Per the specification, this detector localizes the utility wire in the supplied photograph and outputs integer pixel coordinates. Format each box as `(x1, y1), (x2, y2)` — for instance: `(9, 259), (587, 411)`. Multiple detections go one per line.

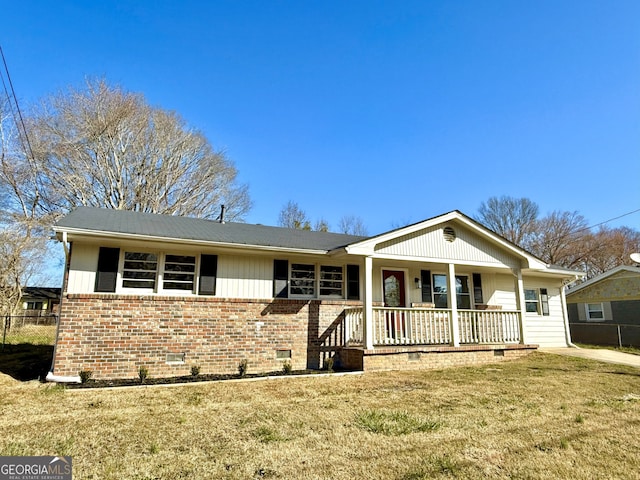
(572, 208), (640, 236)
(0, 45), (36, 162)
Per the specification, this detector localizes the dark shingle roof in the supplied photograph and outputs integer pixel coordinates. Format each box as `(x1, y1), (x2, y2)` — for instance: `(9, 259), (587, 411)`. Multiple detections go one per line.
(54, 207), (367, 252)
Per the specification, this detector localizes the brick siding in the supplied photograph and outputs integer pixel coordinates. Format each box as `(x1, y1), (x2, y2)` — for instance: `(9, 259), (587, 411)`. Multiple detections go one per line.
(53, 294), (360, 380)
(339, 344), (536, 372)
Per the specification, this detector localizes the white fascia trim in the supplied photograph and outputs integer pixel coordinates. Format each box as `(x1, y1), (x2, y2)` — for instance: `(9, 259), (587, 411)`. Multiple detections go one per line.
(54, 227), (330, 256)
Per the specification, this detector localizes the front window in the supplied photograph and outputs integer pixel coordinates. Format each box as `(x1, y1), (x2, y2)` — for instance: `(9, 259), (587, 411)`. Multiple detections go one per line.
(456, 276), (471, 309)
(432, 274), (471, 309)
(319, 265), (343, 297)
(432, 274), (448, 308)
(290, 263), (315, 296)
(26, 301), (43, 310)
(524, 288), (550, 315)
(123, 252), (158, 289)
(524, 289), (539, 313)
(163, 255), (196, 291)
(587, 303), (604, 320)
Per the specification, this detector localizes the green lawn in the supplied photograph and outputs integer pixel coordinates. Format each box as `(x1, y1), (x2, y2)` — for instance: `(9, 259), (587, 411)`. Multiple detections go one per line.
(1, 352), (639, 479)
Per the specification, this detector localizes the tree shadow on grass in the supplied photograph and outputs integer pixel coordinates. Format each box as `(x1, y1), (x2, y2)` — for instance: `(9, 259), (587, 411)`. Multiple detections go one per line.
(0, 344), (53, 381)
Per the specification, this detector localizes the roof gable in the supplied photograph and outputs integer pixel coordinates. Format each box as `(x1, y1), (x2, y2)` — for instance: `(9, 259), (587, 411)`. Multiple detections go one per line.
(566, 266), (640, 302)
(345, 210), (546, 270)
(372, 221), (522, 268)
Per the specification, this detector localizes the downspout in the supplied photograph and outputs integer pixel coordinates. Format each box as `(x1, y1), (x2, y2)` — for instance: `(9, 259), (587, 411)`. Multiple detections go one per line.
(560, 277), (580, 349)
(46, 231), (81, 383)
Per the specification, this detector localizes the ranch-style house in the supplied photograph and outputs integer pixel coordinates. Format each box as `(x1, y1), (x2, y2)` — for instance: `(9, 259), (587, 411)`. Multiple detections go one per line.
(49, 207), (582, 381)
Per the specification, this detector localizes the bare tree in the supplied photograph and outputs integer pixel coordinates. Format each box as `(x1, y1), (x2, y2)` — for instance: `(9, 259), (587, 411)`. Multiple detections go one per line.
(338, 215), (368, 236)
(278, 201), (311, 230)
(528, 211), (591, 268)
(15, 78), (251, 221)
(476, 196), (539, 247)
(585, 226), (640, 278)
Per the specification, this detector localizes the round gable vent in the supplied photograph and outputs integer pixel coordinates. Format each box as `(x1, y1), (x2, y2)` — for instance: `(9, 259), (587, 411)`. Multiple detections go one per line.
(443, 226), (456, 242)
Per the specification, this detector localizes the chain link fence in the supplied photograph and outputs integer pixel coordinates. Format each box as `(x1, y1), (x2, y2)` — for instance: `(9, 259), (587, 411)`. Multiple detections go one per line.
(1, 315), (58, 350)
(569, 322), (640, 348)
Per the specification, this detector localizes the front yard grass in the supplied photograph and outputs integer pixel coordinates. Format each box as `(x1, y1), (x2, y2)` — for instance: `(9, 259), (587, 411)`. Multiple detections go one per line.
(1, 352), (639, 479)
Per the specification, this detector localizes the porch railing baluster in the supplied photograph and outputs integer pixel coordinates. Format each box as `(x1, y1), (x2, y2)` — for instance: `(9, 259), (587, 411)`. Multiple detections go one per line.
(342, 306), (521, 347)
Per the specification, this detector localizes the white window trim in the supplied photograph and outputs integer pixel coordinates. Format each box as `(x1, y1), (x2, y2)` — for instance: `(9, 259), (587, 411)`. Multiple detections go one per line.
(161, 253), (197, 293)
(118, 250), (159, 294)
(116, 250), (201, 296)
(524, 288), (540, 315)
(430, 272), (473, 309)
(288, 263), (346, 299)
(586, 302), (605, 322)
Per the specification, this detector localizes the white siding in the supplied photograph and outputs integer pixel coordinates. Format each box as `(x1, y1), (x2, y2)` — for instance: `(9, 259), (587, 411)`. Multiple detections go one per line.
(217, 255), (273, 299)
(489, 273), (518, 310)
(523, 278), (568, 347)
(67, 243), (99, 293)
(374, 223), (520, 268)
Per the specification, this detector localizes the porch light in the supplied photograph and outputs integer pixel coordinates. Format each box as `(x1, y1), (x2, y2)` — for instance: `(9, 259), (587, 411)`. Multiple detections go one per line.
(414, 277), (422, 289)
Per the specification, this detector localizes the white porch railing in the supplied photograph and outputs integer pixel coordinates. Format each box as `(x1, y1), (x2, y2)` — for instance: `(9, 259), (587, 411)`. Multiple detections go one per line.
(373, 307), (452, 345)
(344, 307), (521, 347)
(458, 310), (521, 344)
(344, 307), (364, 345)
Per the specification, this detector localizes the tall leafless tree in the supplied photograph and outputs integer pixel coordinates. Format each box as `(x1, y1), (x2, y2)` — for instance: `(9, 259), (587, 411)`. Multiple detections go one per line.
(16, 78), (251, 221)
(528, 211), (592, 268)
(476, 196), (539, 247)
(0, 79), (252, 314)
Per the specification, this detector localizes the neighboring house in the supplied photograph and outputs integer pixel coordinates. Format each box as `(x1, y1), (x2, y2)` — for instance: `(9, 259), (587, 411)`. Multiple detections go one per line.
(21, 287), (61, 317)
(566, 266), (640, 346)
(49, 207), (582, 381)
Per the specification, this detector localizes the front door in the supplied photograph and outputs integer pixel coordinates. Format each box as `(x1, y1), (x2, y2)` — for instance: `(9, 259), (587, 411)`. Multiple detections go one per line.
(383, 270), (406, 340)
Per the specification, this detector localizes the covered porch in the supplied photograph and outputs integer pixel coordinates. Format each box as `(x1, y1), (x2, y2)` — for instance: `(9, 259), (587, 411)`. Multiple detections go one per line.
(341, 255), (531, 350)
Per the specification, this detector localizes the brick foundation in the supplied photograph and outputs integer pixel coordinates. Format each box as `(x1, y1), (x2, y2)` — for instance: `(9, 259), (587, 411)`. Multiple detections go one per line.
(52, 294), (359, 380)
(339, 344), (537, 372)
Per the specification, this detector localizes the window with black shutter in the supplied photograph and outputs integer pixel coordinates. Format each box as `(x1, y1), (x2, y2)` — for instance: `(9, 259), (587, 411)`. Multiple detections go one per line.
(95, 247), (120, 293)
(273, 260), (289, 298)
(198, 255), (218, 295)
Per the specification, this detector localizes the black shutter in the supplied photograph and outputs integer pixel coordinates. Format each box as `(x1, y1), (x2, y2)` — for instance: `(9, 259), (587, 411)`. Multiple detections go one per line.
(421, 270), (432, 303)
(199, 255), (218, 295)
(346, 264), (360, 300)
(95, 247), (120, 293)
(273, 260), (289, 298)
(472, 273), (483, 304)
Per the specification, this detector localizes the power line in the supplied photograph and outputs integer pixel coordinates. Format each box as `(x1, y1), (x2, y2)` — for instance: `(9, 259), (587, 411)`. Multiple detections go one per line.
(0, 45), (36, 162)
(573, 207), (640, 235)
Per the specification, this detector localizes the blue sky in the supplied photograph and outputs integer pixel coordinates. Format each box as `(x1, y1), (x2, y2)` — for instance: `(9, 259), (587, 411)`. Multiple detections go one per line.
(2, 1), (639, 235)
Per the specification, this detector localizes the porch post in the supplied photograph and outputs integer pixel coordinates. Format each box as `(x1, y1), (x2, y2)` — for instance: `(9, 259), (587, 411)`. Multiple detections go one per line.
(448, 263), (460, 347)
(364, 256), (374, 350)
(514, 269), (527, 344)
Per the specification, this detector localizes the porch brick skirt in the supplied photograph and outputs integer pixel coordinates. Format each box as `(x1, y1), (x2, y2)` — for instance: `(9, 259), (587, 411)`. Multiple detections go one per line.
(338, 344), (538, 372)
